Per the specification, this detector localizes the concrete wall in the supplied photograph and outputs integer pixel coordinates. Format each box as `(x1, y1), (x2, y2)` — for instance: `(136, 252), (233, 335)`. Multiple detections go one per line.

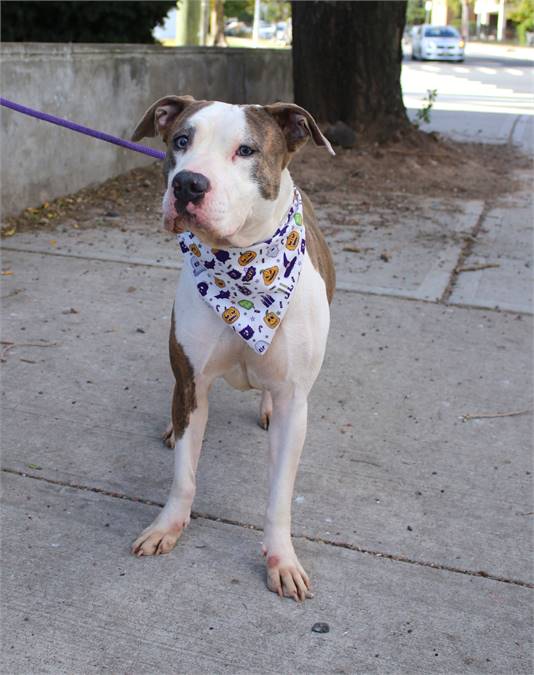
(0, 43), (293, 216)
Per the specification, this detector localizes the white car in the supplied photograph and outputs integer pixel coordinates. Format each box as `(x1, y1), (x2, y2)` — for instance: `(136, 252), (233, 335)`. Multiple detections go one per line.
(258, 21), (275, 40)
(411, 25), (465, 62)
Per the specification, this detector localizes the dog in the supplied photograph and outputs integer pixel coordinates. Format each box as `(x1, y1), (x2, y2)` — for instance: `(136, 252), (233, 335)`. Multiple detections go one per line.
(130, 96), (335, 601)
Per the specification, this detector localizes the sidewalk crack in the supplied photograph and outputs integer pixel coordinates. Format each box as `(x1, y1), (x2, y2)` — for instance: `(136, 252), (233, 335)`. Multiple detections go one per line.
(3, 467), (533, 590)
(440, 200), (493, 304)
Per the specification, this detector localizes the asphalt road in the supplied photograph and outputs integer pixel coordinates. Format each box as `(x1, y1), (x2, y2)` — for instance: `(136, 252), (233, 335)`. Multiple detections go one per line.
(402, 42), (534, 151)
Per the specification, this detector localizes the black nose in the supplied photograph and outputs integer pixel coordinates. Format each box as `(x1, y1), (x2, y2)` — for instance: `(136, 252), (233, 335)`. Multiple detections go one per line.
(172, 171), (210, 206)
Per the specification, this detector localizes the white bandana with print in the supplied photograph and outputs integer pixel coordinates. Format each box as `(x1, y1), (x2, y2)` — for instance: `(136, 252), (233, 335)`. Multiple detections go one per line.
(178, 189), (305, 355)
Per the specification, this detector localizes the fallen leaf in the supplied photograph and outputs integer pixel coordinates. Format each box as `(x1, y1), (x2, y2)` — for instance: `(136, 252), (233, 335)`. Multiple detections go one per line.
(1, 226), (16, 237)
(49, 240), (57, 246)
(1, 270), (14, 276)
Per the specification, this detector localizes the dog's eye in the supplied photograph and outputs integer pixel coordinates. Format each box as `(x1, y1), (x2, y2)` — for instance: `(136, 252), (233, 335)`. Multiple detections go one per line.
(173, 135), (189, 151)
(237, 145), (255, 158)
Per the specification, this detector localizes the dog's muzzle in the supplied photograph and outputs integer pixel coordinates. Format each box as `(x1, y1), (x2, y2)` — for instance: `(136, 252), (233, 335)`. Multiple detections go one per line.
(173, 171), (210, 210)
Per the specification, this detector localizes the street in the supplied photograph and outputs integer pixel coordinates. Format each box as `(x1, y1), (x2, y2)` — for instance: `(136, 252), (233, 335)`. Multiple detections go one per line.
(403, 42), (534, 151)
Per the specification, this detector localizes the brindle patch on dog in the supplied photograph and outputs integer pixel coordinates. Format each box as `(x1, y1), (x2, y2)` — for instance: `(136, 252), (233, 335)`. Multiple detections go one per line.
(244, 107), (288, 201)
(163, 106), (211, 184)
(301, 190), (336, 304)
(169, 308), (197, 439)
(165, 103), (211, 140)
(163, 148), (176, 186)
(263, 102), (334, 156)
(163, 125), (196, 184)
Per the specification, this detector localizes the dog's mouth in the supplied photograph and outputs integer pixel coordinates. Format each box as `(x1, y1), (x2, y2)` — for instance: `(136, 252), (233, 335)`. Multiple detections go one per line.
(163, 193), (234, 246)
(163, 201), (199, 234)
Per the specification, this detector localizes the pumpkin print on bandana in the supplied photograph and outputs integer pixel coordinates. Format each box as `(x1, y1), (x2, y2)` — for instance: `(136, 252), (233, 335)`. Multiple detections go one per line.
(178, 189), (306, 354)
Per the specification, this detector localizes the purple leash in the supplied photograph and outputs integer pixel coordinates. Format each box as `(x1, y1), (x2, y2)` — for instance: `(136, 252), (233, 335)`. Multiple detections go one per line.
(0, 97), (165, 161)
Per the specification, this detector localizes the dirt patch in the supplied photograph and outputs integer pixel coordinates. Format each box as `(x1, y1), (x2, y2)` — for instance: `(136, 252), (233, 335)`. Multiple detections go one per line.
(1, 167), (166, 236)
(2, 134), (530, 237)
(293, 133), (530, 204)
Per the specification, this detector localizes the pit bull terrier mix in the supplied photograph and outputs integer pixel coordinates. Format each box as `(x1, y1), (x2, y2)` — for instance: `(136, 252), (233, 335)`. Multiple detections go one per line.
(130, 96), (335, 601)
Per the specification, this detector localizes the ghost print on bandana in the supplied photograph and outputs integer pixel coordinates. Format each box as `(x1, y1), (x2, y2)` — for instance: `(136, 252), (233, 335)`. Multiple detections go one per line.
(178, 189), (305, 355)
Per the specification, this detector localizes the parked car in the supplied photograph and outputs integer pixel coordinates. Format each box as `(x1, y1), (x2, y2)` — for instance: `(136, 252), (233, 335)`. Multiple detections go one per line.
(275, 21), (289, 43)
(411, 25), (465, 62)
(258, 21), (276, 40)
(274, 21), (292, 45)
(224, 20), (252, 37)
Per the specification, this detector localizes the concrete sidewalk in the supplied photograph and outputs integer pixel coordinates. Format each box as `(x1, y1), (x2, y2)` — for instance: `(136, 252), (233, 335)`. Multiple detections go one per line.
(1, 168), (532, 672)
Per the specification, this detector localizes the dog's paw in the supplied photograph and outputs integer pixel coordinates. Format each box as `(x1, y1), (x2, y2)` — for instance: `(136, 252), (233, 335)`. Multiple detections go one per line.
(258, 390), (272, 430)
(162, 421), (175, 449)
(262, 546), (313, 601)
(258, 412), (270, 431)
(131, 522), (184, 557)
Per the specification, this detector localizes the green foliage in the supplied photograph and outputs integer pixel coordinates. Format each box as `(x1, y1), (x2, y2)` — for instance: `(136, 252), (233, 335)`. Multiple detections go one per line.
(508, 0), (534, 42)
(263, 1), (290, 23)
(415, 89), (438, 126)
(406, 0), (426, 25)
(224, 0), (254, 22)
(508, 0), (534, 25)
(1, 1), (176, 43)
(448, 0), (462, 20)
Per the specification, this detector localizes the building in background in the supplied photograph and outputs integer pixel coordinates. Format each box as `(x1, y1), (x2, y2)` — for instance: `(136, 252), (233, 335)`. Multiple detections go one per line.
(408, 0), (524, 41)
(474, 0), (507, 39)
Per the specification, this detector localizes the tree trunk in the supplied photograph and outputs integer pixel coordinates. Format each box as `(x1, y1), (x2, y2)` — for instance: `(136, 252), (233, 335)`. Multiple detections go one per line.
(291, 1), (409, 141)
(211, 0), (226, 46)
(176, 0), (202, 46)
(461, 0), (469, 41)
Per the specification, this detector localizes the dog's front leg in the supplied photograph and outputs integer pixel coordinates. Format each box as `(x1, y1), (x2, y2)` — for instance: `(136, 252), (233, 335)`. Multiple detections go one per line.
(262, 388), (313, 601)
(131, 378), (209, 556)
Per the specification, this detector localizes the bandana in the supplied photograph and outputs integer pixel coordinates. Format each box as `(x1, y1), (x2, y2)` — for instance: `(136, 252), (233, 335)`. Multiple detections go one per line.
(178, 189), (305, 355)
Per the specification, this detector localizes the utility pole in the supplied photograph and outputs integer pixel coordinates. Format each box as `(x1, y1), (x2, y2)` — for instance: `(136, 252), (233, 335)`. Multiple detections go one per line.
(200, 0), (210, 46)
(424, 1), (432, 24)
(461, 0), (469, 40)
(252, 0), (261, 45)
(175, 0), (203, 45)
(210, 0), (227, 46)
(497, 0), (506, 41)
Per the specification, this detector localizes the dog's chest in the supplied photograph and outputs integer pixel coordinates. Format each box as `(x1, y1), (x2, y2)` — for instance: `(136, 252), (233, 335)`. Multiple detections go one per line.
(173, 251), (330, 391)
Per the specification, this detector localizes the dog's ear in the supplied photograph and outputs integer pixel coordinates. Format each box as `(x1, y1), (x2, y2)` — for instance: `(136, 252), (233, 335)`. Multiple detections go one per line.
(263, 102), (335, 156)
(131, 95), (196, 142)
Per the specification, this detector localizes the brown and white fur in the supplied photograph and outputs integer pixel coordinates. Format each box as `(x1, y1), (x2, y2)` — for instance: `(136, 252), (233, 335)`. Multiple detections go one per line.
(130, 96), (335, 601)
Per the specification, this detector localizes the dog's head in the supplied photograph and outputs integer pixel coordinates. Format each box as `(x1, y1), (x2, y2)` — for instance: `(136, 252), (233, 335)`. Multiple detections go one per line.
(132, 96), (334, 246)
